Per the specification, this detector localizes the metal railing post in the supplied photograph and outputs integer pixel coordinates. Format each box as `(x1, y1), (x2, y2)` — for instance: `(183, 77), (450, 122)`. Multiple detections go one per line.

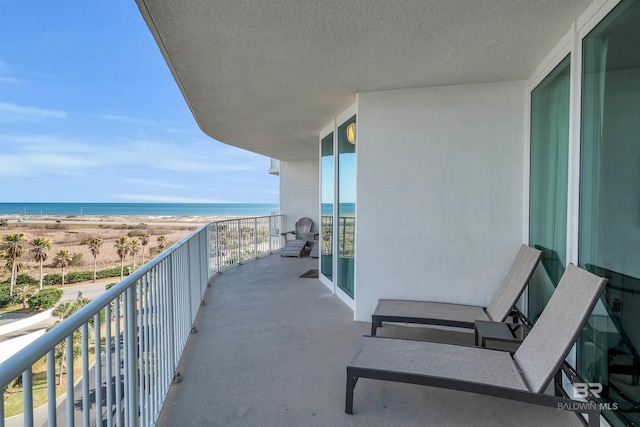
(125, 286), (137, 427)
(201, 228), (208, 292)
(66, 335), (74, 425)
(167, 255), (176, 375)
(115, 295), (122, 427)
(215, 224), (220, 273)
(268, 216), (273, 253)
(105, 304), (113, 427)
(254, 217), (258, 257)
(138, 278), (146, 427)
(82, 323), (90, 426)
(94, 312), (102, 427)
(237, 219), (242, 264)
(151, 270), (159, 421)
(47, 350), (56, 426)
(186, 242), (193, 323)
(22, 369), (33, 427)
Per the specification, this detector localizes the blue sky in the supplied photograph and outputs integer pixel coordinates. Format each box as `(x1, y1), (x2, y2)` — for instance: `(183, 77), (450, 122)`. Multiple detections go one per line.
(0, 1), (279, 203)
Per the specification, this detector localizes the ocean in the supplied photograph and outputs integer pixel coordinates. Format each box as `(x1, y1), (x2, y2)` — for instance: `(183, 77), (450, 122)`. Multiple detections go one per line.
(0, 202), (280, 217)
(321, 203), (355, 215)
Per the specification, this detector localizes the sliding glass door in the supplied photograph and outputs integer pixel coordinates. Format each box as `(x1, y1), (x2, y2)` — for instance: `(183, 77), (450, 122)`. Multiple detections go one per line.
(321, 133), (334, 281)
(577, 1), (640, 425)
(319, 112), (356, 301)
(337, 115), (356, 298)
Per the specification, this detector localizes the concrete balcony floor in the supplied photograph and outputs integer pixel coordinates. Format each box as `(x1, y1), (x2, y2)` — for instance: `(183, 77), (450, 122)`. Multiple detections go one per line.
(157, 254), (582, 427)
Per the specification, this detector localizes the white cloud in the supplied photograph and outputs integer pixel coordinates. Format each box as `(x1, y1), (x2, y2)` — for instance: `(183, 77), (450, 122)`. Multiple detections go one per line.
(0, 152), (101, 176)
(0, 76), (23, 84)
(0, 131), (266, 182)
(0, 155), (23, 174)
(7, 134), (95, 154)
(0, 134), (105, 176)
(98, 114), (160, 128)
(0, 60), (22, 84)
(121, 138), (257, 172)
(0, 102), (67, 122)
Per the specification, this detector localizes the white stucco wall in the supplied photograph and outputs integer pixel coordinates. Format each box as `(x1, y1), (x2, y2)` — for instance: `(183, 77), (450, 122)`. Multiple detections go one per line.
(279, 159), (319, 234)
(354, 81), (526, 321)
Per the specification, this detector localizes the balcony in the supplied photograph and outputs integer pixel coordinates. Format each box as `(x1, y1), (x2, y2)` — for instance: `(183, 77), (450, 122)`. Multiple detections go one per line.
(1, 216), (584, 426)
(156, 255), (583, 427)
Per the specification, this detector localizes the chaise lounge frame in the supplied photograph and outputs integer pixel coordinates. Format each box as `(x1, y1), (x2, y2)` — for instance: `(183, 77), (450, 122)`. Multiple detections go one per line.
(371, 244), (543, 335)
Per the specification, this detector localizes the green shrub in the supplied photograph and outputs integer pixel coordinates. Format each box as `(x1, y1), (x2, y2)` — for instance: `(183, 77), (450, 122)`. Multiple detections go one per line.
(42, 266), (130, 286)
(96, 266), (127, 279)
(0, 284), (19, 308)
(43, 274), (63, 286)
(0, 294), (14, 308)
(65, 271), (93, 283)
(16, 274), (39, 286)
(27, 288), (63, 311)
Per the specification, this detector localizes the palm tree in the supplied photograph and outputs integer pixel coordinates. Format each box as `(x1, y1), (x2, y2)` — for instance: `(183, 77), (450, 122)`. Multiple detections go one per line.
(128, 239), (140, 270)
(15, 284), (37, 309)
(87, 237), (103, 283)
(31, 237), (53, 290)
(157, 235), (167, 252)
(1, 233), (27, 296)
(52, 250), (73, 286)
(52, 298), (90, 385)
(115, 236), (130, 279)
(139, 232), (150, 265)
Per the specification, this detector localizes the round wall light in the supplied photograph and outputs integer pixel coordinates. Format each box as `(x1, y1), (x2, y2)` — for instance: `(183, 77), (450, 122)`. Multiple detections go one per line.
(346, 122), (356, 144)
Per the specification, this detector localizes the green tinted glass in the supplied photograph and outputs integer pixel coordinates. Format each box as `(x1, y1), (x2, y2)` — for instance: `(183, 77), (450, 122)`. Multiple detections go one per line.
(578, 2), (640, 425)
(528, 55), (570, 322)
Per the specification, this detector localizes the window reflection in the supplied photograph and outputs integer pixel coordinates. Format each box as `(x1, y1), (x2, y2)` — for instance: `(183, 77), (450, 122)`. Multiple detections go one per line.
(337, 115), (356, 298)
(321, 133), (334, 281)
(578, 2), (640, 425)
(528, 55), (570, 323)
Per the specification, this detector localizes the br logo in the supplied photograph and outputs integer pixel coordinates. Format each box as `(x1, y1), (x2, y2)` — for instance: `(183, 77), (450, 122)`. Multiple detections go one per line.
(574, 382), (603, 399)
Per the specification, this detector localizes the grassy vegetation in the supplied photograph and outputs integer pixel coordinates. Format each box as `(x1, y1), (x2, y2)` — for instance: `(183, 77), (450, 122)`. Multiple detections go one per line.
(3, 321), (115, 418)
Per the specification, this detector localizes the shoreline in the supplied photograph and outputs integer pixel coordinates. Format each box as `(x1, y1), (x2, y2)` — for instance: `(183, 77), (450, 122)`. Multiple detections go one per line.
(1, 213), (244, 227)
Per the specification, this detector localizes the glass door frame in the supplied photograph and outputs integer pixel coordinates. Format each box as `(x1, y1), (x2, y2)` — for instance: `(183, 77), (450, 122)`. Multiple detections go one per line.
(319, 120), (336, 292)
(524, 0), (628, 421)
(318, 103), (357, 310)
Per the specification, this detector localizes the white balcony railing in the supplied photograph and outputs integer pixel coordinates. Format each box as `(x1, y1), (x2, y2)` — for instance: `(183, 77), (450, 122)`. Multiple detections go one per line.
(0, 214), (284, 427)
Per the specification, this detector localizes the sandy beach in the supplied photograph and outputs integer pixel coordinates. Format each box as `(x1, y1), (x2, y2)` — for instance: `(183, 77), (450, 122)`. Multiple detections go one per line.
(0, 214), (230, 283)
(1, 213), (234, 227)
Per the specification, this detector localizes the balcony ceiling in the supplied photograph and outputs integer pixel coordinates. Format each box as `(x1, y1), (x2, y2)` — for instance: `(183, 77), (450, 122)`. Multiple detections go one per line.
(136, 0), (592, 160)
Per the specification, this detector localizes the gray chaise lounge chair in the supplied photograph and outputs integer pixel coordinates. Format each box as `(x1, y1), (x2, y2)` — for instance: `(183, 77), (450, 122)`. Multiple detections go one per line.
(371, 244), (543, 335)
(346, 264), (607, 426)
